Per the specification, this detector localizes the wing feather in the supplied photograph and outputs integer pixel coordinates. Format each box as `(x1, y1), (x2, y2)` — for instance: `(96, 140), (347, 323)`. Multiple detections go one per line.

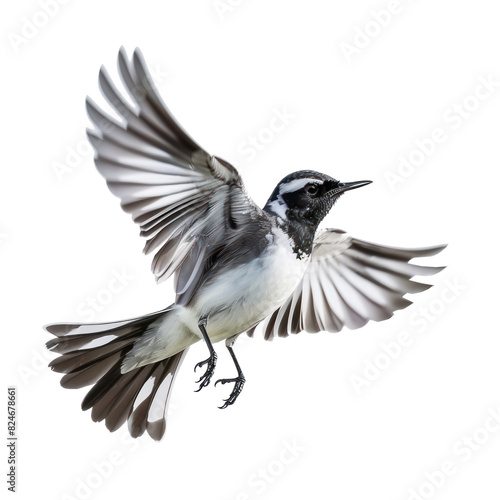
(87, 47), (260, 302)
(254, 229), (446, 340)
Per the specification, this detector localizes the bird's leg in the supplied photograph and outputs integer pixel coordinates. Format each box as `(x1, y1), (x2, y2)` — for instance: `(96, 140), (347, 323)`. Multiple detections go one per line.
(194, 315), (218, 392)
(215, 336), (246, 409)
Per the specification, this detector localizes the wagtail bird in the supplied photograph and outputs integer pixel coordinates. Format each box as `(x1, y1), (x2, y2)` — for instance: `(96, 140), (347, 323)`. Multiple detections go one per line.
(45, 47), (446, 441)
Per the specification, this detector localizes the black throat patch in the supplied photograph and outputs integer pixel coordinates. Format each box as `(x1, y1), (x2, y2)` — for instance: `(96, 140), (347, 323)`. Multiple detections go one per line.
(276, 218), (316, 259)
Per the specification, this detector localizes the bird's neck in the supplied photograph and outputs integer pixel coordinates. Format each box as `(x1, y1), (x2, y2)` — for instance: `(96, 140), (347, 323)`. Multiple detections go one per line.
(277, 218), (317, 259)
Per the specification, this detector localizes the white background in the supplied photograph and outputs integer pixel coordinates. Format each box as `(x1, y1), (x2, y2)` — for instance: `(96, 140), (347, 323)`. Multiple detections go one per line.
(3, 1), (500, 499)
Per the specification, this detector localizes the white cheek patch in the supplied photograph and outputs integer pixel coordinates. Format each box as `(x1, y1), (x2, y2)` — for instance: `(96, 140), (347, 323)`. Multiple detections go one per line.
(267, 196), (288, 219)
(279, 178), (322, 195)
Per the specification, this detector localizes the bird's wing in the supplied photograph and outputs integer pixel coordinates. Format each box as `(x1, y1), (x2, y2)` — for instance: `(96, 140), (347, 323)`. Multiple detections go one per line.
(86, 47), (259, 302)
(248, 229), (446, 340)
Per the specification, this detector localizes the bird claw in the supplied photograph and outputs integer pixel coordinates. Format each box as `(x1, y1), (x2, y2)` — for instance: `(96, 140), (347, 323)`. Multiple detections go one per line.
(215, 374), (245, 409)
(193, 351), (217, 392)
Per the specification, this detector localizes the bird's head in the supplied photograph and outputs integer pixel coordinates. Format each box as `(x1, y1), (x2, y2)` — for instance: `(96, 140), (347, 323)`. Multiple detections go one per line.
(264, 170), (372, 228)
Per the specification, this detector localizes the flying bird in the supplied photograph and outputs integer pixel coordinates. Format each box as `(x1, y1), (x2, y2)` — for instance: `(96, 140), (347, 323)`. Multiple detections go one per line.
(45, 47), (446, 441)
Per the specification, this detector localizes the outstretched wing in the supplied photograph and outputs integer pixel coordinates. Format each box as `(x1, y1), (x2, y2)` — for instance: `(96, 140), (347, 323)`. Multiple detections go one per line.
(249, 229), (446, 340)
(86, 47), (259, 303)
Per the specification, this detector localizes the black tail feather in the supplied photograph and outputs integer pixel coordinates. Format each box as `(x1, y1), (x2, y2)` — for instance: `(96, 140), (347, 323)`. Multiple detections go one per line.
(45, 308), (186, 441)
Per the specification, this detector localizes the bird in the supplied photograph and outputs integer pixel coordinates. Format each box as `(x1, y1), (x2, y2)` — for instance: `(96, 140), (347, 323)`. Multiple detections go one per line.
(45, 47), (446, 441)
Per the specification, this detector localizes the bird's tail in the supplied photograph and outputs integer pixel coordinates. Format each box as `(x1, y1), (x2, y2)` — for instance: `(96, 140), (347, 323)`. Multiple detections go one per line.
(45, 308), (187, 441)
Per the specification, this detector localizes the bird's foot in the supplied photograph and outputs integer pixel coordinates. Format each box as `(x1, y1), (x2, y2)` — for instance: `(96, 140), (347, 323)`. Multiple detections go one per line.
(215, 374), (246, 409)
(194, 351), (217, 391)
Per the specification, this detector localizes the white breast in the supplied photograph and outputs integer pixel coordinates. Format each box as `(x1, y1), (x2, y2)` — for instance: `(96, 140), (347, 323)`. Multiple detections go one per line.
(180, 226), (309, 342)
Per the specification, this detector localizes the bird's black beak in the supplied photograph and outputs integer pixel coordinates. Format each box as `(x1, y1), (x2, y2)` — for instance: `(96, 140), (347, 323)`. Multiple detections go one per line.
(335, 180), (372, 194)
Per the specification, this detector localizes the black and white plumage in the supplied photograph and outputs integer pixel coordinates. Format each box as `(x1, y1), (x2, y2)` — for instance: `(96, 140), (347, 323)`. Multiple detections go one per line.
(45, 47), (446, 441)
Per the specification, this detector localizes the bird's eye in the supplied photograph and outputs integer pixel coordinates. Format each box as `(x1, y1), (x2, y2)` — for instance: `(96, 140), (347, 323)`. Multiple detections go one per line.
(305, 184), (319, 196)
